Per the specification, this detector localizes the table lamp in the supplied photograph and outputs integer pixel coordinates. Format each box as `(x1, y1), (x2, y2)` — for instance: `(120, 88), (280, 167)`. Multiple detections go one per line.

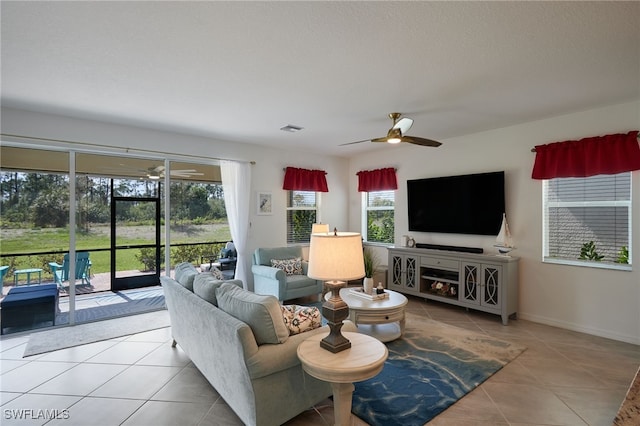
(311, 223), (330, 234)
(308, 229), (364, 353)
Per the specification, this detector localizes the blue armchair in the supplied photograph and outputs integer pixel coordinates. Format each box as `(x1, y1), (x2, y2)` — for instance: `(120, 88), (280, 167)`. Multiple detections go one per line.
(252, 246), (323, 302)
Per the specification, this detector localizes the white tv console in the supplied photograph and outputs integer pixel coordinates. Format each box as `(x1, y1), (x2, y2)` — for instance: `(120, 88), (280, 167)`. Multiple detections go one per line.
(388, 247), (519, 325)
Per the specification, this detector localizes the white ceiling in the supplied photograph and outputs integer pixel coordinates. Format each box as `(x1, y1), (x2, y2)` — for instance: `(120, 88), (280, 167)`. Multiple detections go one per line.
(1, 1), (639, 157)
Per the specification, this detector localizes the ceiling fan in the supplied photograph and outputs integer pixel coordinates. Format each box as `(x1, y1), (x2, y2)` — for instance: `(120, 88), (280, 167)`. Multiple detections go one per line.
(143, 165), (204, 180)
(98, 164), (204, 180)
(341, 113), (442, 147)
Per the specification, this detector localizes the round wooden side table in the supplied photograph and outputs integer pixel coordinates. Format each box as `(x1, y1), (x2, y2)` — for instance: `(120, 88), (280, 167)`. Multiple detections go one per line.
(297, 331), (388, 426)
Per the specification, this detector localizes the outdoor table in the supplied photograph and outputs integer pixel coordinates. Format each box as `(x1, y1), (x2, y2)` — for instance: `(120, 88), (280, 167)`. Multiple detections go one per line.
(14, 268), (43, 286)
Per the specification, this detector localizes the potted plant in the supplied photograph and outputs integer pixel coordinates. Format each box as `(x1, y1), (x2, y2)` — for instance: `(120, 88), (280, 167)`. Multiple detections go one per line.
(578, 241), (604, 261)
(363, 247), (378, 294)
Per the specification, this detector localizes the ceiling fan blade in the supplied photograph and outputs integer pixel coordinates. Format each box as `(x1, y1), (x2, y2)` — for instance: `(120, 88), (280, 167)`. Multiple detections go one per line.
(171, 171), (204, 176)
(100, 166), (142, 173)
(392, 117), (413, 134)
(339, 139), (371, 146)
(403, 136), (442, 147)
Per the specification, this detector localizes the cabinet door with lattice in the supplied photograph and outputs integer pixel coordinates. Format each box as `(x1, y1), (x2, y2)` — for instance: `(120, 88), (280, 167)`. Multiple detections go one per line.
(461, 262), (480, 305)
(481, 264), (502, 309)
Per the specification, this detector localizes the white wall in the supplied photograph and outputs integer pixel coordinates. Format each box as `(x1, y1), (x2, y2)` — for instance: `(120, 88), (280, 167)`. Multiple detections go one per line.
(349, 101), (640, 344)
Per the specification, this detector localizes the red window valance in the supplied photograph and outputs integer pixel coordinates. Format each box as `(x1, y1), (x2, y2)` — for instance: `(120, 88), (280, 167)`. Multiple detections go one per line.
(531, 131), (640, 179)
(357, 167), (398, 192)
(282, 167), (328, 192)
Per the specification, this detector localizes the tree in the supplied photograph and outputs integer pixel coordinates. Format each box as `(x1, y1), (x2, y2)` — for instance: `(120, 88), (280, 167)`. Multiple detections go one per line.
(169, 181), (189, 222)
(0, 172), (27, 223)
(289, 210), (316, 243)
(32, 186), (69, 227)
(367, 210), (394, 243)
(186, 185), (210, 219)
(208, 197), (226, 220)
(366, 194), (394, 243)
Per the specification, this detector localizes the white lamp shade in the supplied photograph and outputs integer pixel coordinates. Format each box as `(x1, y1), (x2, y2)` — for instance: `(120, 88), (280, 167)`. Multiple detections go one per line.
(308, 232), (365, 281)
(311, 223), (330, 234)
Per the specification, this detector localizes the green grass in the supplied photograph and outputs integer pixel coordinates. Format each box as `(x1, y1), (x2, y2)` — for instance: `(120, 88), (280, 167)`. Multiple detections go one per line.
(0, 224), (232, 285)
(0, 229), (110, 254)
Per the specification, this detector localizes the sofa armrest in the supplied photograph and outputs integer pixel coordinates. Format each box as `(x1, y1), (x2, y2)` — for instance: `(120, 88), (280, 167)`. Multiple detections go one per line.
(245, 320), (358, 380)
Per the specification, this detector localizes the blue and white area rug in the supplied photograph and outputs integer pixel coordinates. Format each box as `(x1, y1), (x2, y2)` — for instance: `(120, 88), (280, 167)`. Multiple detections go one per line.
(352, 314), (526, 426)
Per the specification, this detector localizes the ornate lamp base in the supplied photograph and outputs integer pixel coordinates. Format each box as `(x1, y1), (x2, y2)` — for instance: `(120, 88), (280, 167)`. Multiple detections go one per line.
(321, 280), (351, 353)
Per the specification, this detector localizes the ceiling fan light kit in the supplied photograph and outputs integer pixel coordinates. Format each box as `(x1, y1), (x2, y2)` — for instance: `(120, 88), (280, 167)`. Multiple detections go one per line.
(341, 112), (443, 148)
(386, 128), (402, 144)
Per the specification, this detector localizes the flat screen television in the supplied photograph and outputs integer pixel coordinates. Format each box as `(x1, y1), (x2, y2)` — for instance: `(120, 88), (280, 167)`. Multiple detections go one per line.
(407, 171), (505, 235)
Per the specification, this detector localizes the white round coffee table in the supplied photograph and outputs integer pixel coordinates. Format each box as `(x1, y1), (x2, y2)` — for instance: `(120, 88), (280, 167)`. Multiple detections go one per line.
(325, 287), (408, 342)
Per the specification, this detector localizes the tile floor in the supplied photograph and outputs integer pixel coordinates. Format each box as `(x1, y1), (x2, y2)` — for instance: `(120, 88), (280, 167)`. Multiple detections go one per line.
(1, 296), (638, 426)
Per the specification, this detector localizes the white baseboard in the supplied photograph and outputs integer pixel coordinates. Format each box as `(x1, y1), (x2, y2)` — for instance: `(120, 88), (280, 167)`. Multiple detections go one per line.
(518, 312), (640, 345)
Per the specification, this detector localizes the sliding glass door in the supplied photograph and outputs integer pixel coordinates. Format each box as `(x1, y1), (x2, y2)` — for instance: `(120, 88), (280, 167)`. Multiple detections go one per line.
(1, 144), (225, 332)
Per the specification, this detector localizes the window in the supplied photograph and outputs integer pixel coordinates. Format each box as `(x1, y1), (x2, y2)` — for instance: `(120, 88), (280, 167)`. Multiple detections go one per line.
(363, 190), (394, 244)
(543, 172), (632, 268)
(286, 190), (318, 243)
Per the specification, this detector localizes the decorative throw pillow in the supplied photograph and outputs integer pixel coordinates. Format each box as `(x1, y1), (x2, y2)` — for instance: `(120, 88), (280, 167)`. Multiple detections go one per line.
(216, 283), (289, 345)
(281, 305), (322, 335)
(270, 257), (303, 275)
(210, 266), (225, 280)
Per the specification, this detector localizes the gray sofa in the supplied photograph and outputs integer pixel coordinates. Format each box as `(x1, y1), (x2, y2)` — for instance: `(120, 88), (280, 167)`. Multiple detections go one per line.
(161, 262), (355, 426)
(252, 246), (323, 301)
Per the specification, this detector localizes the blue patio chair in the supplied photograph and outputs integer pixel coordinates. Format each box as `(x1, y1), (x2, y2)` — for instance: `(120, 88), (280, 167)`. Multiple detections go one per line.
(0, 265), (9, 285)
(0, 265), (9, 294)
(49, 252), (92, 288)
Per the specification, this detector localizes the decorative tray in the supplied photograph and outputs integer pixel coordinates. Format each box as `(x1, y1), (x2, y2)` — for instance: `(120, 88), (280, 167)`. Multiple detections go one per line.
(349, 287), (389, 300)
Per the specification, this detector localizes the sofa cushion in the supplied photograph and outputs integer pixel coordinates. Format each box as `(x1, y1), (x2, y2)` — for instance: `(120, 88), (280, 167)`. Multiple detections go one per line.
(270, 257), (303, 275)
(174, 262), (198, 291)
(216, 283), (289, 345)
(281, 305), (322, 335)
(193, 274), (242, 306)
(285, 274), (319, 289)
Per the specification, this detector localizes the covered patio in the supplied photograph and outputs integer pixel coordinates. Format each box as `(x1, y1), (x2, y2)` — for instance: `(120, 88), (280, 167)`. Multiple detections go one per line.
(0, 270), (171, 335)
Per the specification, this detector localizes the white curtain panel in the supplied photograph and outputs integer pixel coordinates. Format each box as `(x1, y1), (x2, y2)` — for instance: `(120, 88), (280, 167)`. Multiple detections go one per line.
(220, 160), (252, 288)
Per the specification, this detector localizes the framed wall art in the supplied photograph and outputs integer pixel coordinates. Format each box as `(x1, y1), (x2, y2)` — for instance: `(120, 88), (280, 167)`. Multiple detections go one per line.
(257, 191), (272, 215)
